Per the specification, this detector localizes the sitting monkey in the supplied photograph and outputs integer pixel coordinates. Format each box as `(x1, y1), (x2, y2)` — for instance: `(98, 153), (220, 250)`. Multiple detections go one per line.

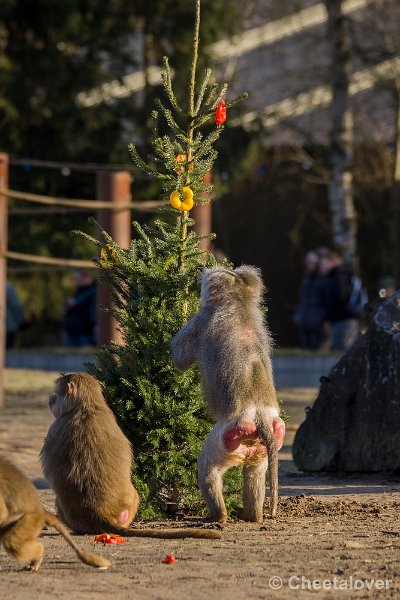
(41, 372), (140, 535)
(171, 266), (285, 523)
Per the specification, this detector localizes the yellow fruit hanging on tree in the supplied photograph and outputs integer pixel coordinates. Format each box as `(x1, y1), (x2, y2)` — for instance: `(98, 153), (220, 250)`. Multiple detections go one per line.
(181, 186), (194, 210)
(99, 243), (117, 267)
(169, 186), (194, 211)
(169, 190), (182, 210)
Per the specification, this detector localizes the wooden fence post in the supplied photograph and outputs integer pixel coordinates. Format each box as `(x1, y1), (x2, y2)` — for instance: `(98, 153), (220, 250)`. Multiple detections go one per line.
(96, 170), (132, 347)
(0, 154), (9, 407)
(192, 170), (212, 251)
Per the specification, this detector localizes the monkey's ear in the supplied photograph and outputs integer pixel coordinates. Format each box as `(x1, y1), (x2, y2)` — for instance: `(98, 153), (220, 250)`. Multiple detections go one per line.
(234, 265), (264, 289)
(60, 381), (76, 413)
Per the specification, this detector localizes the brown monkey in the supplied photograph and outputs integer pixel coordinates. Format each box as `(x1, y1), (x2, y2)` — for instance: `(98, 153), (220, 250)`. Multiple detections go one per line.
(171, 266), (285, 523)
(41, 372), (221, 540)
(0, 456), (110, 571)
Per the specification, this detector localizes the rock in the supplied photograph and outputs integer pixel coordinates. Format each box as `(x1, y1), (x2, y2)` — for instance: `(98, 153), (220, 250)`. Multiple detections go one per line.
(292, 292), (400, 472)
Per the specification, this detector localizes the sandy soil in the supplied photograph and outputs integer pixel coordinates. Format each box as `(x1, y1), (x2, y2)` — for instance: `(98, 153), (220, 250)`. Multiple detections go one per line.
(1, 370), (400, 599)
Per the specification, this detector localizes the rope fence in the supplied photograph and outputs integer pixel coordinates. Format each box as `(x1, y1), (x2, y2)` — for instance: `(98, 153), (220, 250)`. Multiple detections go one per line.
(4, 250), (96, 269)
(4, 183), (164, 270)
(9, 156), (135, 173)
(5, 188), (164, 211)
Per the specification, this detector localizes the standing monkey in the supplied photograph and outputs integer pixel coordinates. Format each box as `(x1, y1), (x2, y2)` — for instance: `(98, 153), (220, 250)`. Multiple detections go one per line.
(171, 266), (285, 523)
(0, 456), (110, 571)
(40, 372), (220, 540)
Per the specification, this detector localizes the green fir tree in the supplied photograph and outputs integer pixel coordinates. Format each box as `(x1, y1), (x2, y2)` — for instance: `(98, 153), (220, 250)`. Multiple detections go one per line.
(78, 0), (247, 516)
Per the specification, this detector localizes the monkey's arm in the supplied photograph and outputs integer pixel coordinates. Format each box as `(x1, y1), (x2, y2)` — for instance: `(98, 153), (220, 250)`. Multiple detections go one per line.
(170, 316), (200, 371)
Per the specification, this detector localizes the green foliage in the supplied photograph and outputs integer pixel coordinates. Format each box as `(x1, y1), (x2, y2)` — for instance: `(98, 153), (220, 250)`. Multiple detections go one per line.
(77, 1), (247, 515)
(278, 398), (291, 424)
(127, 55), (247, 208)
(1, 0), (242, 161)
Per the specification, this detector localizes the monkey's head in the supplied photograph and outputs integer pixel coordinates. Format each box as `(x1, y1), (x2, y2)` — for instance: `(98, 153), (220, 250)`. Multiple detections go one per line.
(49, 373), (105, 418)
(200, 265), (265, 307)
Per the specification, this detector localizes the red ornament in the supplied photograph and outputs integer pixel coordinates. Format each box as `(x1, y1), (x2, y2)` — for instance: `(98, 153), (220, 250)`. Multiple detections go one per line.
(162, 553), (177, 564)
(215, 101), (227, 125)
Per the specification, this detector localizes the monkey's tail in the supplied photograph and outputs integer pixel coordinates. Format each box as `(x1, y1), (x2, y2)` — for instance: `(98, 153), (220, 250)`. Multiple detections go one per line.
(44, 510), (111, 569)
(255, 411), (279, 518)
(107, 526), (222, 540)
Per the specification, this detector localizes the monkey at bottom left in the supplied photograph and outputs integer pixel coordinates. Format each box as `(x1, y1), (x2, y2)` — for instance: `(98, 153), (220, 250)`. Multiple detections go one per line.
(0, 455), (111, 571)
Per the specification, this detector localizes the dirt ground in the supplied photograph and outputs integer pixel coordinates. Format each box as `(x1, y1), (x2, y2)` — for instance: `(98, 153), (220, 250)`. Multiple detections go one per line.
(1, 369), (400, 599)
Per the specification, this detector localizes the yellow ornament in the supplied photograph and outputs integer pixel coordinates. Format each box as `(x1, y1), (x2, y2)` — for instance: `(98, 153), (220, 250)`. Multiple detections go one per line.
(181, 186), (194, 210)
(99, 243), (117, 267)
(169, 190), (182, 210)
(169, 186), (194, 211)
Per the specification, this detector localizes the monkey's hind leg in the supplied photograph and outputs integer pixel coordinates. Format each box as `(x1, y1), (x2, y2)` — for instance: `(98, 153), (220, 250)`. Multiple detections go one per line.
(198, 440), (229, 523)
(3, 513), (44, 571)
(239, 460), (269, 523)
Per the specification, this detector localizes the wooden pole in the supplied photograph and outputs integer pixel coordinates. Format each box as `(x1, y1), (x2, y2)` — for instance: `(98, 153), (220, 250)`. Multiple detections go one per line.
(96, 171), (132, 346)
(0, 154), (9, 407)
(192, 170), (212, 251)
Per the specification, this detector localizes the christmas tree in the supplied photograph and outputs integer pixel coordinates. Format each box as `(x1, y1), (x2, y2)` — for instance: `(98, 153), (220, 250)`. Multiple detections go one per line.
(79, 0), (247, 516)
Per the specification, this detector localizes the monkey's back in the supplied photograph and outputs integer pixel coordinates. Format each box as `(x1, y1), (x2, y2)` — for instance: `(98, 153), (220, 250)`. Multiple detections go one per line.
(198, 306), (277, 420)
(40, 403), (134, 530)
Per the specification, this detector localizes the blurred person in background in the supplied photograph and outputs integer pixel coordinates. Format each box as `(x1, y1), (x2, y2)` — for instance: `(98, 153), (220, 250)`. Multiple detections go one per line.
(6, 281), (24, 349)
(294, 249), (328, 350)
(62, 269), (97, 347)
(318, 248), (367, 351)
(378, 276), (396, 299)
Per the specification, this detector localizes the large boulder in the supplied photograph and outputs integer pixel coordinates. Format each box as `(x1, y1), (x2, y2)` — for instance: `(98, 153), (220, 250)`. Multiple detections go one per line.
(292, 292), (400, 472)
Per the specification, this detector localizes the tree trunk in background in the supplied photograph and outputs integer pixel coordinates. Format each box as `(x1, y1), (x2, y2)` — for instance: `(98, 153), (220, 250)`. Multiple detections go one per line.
(293, 291), (400, 471)
(374, 0), (400, 286)
(0, 154), (8, 408)
(391, 90), (400, 285)
(324, 0), (357, 267)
